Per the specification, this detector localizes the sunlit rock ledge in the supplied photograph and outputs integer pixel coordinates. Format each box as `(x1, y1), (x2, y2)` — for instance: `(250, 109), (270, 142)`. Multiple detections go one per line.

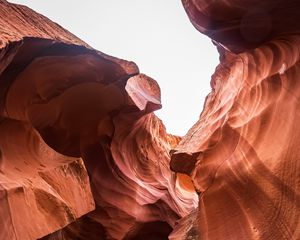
(1, 0), (300, 239)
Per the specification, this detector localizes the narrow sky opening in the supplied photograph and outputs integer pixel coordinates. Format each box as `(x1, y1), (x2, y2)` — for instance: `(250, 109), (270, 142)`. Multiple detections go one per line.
(9, 0), (219, 136)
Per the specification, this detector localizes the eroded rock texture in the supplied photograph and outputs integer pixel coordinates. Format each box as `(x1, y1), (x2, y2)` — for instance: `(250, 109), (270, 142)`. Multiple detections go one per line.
(0, 1), (197, 239)
(2, 0), (299, 239)
(171, 0), (300, 239)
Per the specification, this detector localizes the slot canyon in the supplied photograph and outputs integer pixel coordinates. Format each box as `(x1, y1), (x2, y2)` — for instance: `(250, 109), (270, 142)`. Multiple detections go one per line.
(0, 0), (300, 239)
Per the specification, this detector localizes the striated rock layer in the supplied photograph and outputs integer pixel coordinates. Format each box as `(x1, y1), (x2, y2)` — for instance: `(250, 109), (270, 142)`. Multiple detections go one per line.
(171, 0), (300, 239)
(2, 0), (299, 239)
(0, 1), (197, 239)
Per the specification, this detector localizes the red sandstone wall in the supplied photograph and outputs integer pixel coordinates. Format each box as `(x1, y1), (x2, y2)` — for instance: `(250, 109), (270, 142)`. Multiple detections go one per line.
(1, 0), (300, 239)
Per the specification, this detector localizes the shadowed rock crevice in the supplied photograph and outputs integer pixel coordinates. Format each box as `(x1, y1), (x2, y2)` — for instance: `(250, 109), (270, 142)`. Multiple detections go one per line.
(123, 221), (173, 240)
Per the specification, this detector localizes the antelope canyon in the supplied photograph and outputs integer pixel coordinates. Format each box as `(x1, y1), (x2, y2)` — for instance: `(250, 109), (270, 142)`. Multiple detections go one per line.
(1, 0), (300, 239)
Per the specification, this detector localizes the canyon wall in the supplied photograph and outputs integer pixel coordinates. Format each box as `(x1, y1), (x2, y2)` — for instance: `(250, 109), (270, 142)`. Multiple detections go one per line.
(0, 1), (196, 239)
(1, 0), (300, 239)
(171, 0), (300, 239)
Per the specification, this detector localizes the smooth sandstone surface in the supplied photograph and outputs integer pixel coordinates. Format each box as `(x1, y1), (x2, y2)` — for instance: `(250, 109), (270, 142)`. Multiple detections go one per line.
(171, 0), (300, 239)
(0, 1), (196, 239)
(1, 0), (300, 239)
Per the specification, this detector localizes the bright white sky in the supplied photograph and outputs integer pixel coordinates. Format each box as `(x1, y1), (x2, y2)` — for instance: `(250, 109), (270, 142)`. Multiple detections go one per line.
(9, 0), (219, 136)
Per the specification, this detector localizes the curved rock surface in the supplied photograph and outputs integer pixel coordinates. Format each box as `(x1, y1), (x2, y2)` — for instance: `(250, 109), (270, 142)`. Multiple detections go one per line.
(0, 1), (197, 239)
(2, 0), (299, 239)
(181, 0), (300, 52)
(0, 118), (94, 240)
(171, 0), (300, 239)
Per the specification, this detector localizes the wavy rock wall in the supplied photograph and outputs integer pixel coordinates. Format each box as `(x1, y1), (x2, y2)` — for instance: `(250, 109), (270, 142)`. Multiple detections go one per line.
(0, 1), (197, 239)
(1, 0), (300, 239)
(171, 0), (300, 239)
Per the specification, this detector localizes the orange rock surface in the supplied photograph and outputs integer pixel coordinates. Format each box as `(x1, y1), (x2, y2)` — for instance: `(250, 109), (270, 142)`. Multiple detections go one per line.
(0, 1), (196, 239)
(171, 0), (300, 239)
(2, 0), (300, 239)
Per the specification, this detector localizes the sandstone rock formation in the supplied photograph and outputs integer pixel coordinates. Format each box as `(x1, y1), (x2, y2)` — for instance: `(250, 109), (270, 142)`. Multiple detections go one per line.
(0, 1), (197, 239)
(0, 118), (94, 240)
(170, 0), (300, 239)
(2, 0), (300, 239)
